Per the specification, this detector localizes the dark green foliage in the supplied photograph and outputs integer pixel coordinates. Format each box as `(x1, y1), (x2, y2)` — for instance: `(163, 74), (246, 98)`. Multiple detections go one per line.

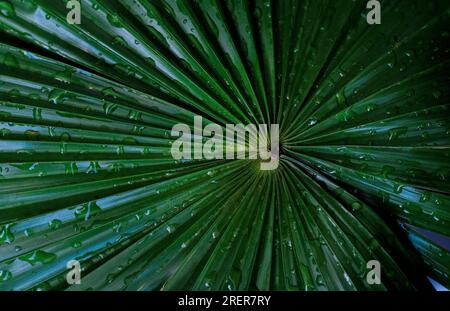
(0, 0), (449, 290)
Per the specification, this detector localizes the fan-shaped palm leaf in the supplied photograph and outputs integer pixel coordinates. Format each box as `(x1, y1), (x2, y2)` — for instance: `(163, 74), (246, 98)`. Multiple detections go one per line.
(0, 0), (449, 291)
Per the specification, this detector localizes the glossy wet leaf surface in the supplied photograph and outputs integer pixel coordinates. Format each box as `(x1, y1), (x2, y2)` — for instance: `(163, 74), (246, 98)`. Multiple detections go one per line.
(0, 0), (449, 291)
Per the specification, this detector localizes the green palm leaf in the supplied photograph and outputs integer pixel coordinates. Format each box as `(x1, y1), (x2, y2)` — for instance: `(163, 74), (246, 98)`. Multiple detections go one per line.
(0, 0), (449, 290)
